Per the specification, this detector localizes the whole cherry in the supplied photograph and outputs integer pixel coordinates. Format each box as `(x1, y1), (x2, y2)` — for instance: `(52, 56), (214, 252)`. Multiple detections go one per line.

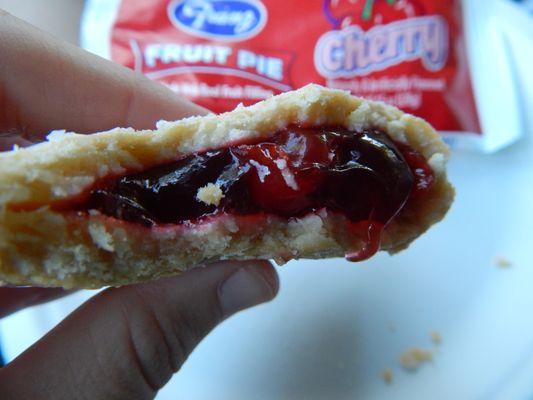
(323, 0), (425, 30)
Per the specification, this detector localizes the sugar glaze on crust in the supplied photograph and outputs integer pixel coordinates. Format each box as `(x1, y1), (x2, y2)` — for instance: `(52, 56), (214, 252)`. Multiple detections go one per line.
(0, 84), (454, 288)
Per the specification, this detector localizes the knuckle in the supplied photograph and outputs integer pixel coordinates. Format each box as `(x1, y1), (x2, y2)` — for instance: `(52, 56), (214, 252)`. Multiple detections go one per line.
(121, 292), (175, 392)
(120, 286), (204, 391)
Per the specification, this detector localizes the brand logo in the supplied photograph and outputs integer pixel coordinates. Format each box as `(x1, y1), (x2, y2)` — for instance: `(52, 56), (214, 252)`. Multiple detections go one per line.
(314, 16), (448, 78)
(168, 0), (267, 41)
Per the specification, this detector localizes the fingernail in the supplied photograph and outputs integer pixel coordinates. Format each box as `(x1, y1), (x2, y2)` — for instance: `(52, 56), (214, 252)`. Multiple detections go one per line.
(218, 263), (277, 316)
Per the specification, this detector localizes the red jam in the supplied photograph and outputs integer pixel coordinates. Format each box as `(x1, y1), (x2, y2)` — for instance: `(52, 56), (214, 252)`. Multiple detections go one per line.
(88, 126), (433, 260)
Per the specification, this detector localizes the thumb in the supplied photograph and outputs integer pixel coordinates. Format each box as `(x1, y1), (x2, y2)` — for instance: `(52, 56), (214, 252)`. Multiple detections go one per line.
(0, 261), (278, 399)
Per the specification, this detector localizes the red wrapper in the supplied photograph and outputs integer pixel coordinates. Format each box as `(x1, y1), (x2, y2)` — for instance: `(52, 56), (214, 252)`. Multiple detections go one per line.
(85, 0), (483, 135)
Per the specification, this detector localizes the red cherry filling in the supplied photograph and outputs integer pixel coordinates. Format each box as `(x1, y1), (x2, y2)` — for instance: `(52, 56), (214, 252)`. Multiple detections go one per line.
(394, 141), (434, 200)
(88, 126), (433, 260)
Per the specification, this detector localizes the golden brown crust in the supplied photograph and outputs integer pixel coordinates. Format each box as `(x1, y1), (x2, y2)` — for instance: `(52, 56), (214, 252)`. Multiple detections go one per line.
(0, 84), (454, 288)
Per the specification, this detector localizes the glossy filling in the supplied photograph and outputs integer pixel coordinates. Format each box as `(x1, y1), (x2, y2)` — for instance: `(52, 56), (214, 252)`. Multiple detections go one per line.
(88, 126), (434, 260)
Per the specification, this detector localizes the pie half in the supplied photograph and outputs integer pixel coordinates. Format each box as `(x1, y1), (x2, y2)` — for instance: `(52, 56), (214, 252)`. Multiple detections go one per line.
(0, 85), (454, 288)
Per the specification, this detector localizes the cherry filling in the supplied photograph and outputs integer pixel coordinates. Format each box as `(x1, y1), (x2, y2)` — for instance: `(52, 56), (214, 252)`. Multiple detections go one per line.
(88, 126), (434, 260)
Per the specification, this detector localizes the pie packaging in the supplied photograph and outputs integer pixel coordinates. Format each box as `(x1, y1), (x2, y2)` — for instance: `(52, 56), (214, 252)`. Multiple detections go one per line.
(81, 0), (522, 152)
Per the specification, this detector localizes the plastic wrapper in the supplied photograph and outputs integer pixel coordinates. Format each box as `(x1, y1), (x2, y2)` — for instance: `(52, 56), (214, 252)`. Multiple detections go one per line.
(81, 0), (524, 152)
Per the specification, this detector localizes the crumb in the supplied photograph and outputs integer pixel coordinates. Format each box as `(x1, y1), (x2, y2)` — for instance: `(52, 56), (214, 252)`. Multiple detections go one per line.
(494, 256), (512, 269)
(196, 183), (224, 206)
(274, 158), (299, 190)
(273, 255), (291, 265)
(249, 159), (271, 182)
(88, 223), (115, 252)
(388, 323), (396, 333)
(400, 348), (433, 372)
(381, 368), (393, 384)
(430, 331), (442, 346)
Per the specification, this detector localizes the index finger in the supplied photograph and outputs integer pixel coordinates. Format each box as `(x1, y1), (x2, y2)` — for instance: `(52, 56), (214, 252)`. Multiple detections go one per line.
(0, 11), (207, 141)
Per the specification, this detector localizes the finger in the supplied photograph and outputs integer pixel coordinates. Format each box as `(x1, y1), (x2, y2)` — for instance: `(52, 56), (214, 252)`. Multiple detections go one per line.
(0, 261), (278, 399)
(0, 287), (74, 319)
(0, 11), (208, 141)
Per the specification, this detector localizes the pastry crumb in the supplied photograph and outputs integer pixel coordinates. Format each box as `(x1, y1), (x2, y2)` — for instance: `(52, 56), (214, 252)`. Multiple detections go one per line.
(249, 159), (271, 182)
(400, 348), (433, 372)
(381, 368), (393, 384)
(196, 183), (224, 206)
(88, 223), (115, 252)
(274, 158), (299, 190)
(273, 255), (291, 265)
(431, 331), (442, 346)
(494, 256), (512, 269)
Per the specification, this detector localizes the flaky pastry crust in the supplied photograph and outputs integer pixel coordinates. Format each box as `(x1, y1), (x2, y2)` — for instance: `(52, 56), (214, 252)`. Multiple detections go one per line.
(0, 84), (453, 288)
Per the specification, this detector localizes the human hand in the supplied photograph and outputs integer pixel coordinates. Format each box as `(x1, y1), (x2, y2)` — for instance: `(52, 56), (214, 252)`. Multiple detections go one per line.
(0, 11), (279, 399)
